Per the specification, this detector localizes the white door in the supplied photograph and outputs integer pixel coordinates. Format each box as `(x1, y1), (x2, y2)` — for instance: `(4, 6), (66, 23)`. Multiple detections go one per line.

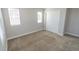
(46, 9), (60, 34)
(0, 27), (3, 50)
(0, 9), (7, 51)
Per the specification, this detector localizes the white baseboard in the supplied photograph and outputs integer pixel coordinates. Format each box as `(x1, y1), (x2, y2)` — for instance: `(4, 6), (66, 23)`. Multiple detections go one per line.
(7, 29), (43, 40)
(65, 32), (79, 37)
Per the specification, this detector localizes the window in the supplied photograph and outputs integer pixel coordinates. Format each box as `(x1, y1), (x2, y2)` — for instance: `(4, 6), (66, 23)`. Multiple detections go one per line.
(8, 8), (21, 26)
(37, 12), (42, 23)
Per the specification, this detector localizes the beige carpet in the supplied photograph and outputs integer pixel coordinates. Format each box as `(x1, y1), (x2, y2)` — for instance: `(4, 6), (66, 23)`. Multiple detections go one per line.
(8, 30), (79, 51)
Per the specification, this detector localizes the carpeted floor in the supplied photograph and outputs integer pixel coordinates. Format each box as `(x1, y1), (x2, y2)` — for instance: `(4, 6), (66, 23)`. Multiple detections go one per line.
(8, 30), (79, 51)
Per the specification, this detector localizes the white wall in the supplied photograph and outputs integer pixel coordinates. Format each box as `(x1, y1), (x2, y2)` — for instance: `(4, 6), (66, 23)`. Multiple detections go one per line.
(2, 8), (44, 39)
(45, 8), (67, 36)
(65, 8), (79, 37)
(46, 8), (60, 34)
(58, 8), (67, 36)
(0, 9), (7, 51)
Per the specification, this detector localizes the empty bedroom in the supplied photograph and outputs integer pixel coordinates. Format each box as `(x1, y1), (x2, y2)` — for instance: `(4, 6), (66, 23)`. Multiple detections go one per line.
(0, 8), (79, 51)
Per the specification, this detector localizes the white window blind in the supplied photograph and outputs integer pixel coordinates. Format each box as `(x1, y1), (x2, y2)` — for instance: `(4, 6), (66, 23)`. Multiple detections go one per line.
(8, 8), (20, 26)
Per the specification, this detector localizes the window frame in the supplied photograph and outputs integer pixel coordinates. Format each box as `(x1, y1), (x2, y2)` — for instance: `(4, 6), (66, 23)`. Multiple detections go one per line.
(8, 8), (21, 26)
(37, 11), (43, 23)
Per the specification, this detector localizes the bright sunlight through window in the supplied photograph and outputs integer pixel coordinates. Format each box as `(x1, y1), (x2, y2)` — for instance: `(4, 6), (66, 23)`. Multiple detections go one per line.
(37, 12), (42, 23)
(8, 8), (20, 26)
